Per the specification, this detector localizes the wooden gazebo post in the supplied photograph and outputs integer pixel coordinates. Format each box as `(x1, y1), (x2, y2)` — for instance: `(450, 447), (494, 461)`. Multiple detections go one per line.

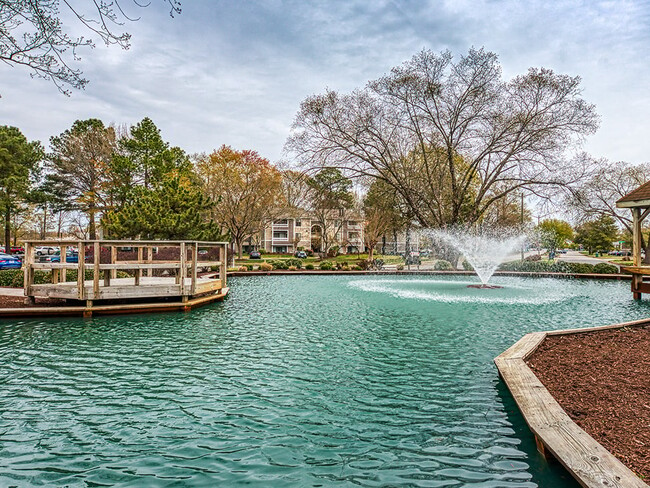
(616, 181), (650, 299)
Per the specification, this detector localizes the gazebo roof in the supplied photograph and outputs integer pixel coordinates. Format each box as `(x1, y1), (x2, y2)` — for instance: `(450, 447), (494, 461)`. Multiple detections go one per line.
(616, 181), (650, 208)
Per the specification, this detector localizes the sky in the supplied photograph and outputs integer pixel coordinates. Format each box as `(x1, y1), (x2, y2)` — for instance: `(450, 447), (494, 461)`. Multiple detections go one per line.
(3, 0), (650, 165)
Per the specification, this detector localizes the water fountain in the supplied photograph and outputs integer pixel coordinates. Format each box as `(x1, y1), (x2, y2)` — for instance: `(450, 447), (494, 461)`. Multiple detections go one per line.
(425, 228), (527, 288)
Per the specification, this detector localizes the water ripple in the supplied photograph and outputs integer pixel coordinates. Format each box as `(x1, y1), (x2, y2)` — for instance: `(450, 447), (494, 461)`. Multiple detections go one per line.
(1, 275), (646, 486)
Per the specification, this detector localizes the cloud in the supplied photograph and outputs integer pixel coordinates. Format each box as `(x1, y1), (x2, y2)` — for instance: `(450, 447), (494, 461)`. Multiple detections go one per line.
(2, 0), (650, 163)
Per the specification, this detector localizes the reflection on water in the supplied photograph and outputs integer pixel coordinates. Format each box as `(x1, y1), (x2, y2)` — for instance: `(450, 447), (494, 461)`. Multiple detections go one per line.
(0, 275), (645, 487)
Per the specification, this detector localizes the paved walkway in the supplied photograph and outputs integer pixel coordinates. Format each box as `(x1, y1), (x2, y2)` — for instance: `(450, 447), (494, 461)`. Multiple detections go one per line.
(556, 250), (618, 267)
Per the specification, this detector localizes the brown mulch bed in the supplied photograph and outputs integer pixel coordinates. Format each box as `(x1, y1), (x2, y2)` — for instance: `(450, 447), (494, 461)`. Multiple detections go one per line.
(0, 295), (67, 308)
(527, 325), (650, 480)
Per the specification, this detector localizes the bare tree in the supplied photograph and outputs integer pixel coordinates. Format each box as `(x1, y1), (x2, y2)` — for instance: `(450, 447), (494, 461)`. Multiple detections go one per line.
(286, 48), (600, 229)
(568, 159), (650, 260)
(0, 0), (181, 94)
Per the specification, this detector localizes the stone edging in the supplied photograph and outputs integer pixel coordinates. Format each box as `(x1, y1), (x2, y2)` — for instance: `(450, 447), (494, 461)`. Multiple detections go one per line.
(494, 319), (650, 488)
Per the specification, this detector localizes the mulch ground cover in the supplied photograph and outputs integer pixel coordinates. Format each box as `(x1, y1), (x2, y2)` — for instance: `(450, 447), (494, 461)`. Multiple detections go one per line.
(0, 295), (66, 308)
(527, 325), (650, 481)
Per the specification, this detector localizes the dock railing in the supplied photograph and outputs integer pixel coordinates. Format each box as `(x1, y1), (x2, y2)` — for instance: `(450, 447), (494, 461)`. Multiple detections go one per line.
(23, 240), (228, 305)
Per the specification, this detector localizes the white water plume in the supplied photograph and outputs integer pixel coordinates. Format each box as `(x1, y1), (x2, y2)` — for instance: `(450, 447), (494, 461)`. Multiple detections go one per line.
(426, 228), (527, 284)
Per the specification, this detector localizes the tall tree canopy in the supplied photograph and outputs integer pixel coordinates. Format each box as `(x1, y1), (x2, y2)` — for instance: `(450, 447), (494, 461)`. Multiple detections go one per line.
(307, 167), (355, 256)
(48, 118), (117, 239)
(195, 146), (283, 257)
(0, 125), (42, 249)
(0, 0), (181, 94)
(537, 219), (574, 253)
(287, 48), (599, 229)
(574, 215), (618, 254)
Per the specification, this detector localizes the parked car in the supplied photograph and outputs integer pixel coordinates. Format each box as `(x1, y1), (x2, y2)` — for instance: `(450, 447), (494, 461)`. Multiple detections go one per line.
(35, 246), (58, 256)
(1, 246), (24, 254)
(294, 251), (307, 259)
(39, 251), (79, 263)
(249, 251), (262, 259)
(0, 253), (22, 269)
(404, 251), (421, 265)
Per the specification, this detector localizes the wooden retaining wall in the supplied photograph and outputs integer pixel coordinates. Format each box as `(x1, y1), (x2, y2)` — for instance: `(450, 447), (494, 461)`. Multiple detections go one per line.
(495, 319), (650, 488)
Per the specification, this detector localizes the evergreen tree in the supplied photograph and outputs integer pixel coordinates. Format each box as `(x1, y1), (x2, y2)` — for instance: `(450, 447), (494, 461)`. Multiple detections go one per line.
(574, 216), (618, 254)
(0, 126), (43, 250)
(102, 172), (221, 240)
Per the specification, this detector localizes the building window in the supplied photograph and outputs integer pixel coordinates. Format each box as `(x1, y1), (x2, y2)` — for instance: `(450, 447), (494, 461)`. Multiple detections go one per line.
(273, 231), (288, 239)
(274, 219), (288, 225)
(295, 219), (302, 227)
(273, 246), (287, 253)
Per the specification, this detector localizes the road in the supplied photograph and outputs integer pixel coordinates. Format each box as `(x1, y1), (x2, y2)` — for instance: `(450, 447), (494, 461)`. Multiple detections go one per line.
(556, 250), (617, 266)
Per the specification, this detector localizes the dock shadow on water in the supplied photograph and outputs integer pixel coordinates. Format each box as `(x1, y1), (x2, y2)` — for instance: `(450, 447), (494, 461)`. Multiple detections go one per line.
(0, 274), (647, 486)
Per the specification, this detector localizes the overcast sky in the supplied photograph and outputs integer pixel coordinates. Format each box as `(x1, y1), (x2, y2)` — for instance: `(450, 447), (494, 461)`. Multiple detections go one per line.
(3, 0), (650, 165)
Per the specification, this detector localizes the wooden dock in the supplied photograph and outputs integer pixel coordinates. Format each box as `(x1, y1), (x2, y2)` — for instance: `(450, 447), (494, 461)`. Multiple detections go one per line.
(495, 319), (650, 488)
(20, 239), (229, 316)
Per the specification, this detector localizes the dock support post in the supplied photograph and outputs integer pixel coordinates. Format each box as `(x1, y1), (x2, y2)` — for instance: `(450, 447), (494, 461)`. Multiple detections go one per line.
(135, 246), (143, 285)
(77, 241), (85, 301)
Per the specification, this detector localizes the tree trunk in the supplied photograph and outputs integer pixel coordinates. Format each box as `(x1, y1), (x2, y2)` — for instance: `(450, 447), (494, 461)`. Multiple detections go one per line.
(236, 238), (243, 259)
(4, 206), (10, 253)
(368, 245), (374, 261)
(88, 207), (96, 240)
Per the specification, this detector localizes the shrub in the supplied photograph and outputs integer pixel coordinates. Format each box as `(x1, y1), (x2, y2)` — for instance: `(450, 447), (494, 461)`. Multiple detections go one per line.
(246, 264), (254, 271)
(462, 260), (474, 271)
(288, 266), (298, 271)
(352, 265), (363, 271)
(268, 259), (288, 270)
(238, 266), (248, 272)
(284, 258), (303, 269)
(396, 264), (404, 270)
(0, 269), (23, 287)
(341, 265), (350, 271)
(305, 264), (315, 270)
(259, 262), (273, 272)
(524, 254), (542, 262)
(434, 259), (453, 270)
(305, 249), (314, 257)
(593, 263), (619, 274)
(258, 249), (267, 255)
(356, 259), (370, 270)
(327, 246), (339, 258)
(319, 261), (334, 270)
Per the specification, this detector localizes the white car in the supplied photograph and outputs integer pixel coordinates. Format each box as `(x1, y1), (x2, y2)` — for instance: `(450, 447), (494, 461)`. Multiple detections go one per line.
(35, 246), (59, 256)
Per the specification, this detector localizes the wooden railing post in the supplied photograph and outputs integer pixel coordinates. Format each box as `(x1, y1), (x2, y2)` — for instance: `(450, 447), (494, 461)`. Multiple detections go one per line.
(190, 243), (198, 296)
(77, 241), (85, 301)
(135, 246), (143, 285)
(220, 244), (227, 288)
(179, 242), (186, 289)
(93, 242), (100, 302)
(146, 246), (153, 277)
(60, 245), (67, 283)
(23, 242), (34, 303)
(110, 246), (117, 279)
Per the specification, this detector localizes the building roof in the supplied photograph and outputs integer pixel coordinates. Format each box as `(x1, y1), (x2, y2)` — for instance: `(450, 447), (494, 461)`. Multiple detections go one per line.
(616, 180), (650, 208)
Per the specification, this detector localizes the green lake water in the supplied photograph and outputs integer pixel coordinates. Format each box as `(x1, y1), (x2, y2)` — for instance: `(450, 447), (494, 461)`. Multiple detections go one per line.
(1, 275), (648, 487)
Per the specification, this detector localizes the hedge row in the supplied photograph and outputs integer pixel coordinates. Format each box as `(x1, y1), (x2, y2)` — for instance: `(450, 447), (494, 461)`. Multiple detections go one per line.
(0, 269), (132, 287)
(498, 260), (619, 274)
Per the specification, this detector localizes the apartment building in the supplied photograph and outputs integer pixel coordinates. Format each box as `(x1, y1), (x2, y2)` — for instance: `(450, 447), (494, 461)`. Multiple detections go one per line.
(254, 215), (364, 254)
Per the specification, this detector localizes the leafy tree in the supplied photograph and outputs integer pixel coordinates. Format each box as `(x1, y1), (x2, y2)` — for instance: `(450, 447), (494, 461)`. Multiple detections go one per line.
(0, 0), (181, 94)
(574, 216), (618, 254)
(537, 219), (574, 254)
(48, 118), (117, 239)
(195, 146), (283, 258)
(362, 179), (406, 259)
(0, 126), (42, 250)
(102, 172), (219, 240)
(287, 48), (599, 228)
(307, 167), (355, 256)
